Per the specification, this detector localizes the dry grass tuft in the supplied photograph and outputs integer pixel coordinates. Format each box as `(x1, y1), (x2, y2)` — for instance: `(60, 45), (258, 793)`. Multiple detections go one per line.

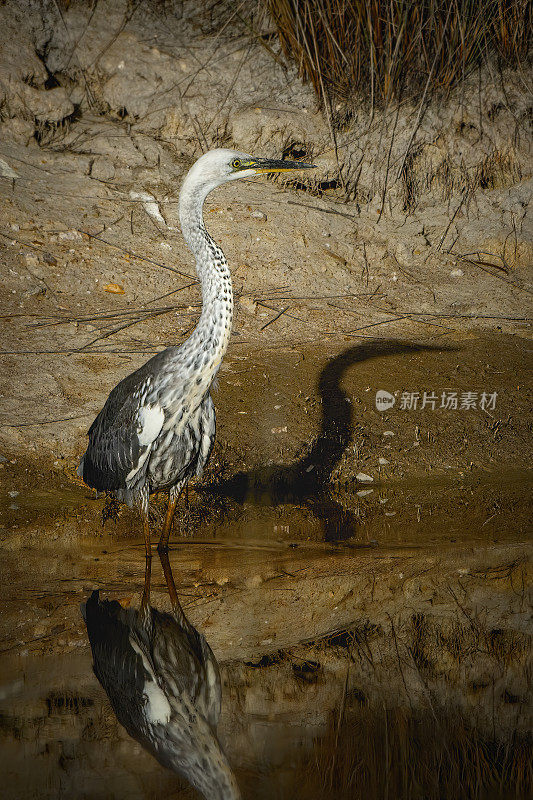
(267, 0), (531, 107)
(282, 703), (533, 799)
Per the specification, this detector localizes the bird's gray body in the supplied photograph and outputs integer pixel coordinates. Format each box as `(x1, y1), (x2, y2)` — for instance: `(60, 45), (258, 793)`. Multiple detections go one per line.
(83, 591), (240, 799)
(78, 150), (237, 509)
(78, 347), (217, 508)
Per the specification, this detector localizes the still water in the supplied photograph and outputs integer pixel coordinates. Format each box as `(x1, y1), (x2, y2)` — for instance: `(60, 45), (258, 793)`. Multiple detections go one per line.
(0, 472), (531, 799)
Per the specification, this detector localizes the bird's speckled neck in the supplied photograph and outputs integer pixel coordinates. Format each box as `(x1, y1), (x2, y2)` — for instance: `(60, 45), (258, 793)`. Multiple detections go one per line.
(177, 172), (234, 388)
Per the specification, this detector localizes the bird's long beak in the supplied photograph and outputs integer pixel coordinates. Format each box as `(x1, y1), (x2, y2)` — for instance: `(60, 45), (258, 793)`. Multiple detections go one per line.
(250, 157), (316, 174)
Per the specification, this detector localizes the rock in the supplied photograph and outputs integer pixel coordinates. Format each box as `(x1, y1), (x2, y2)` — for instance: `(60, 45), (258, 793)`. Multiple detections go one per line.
(25, 85), (74, 124)
(0, 158), (17, 179)
(356, 472), (373, 482)
(90, 157), (116, 182)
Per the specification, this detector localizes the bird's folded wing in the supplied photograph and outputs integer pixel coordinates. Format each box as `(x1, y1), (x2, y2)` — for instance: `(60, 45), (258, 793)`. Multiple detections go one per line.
(80, 378), (164, 491)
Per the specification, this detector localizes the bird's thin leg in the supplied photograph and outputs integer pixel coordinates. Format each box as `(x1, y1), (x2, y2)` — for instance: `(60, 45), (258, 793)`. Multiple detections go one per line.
(140, 551), (152, 618)
(158, 548), (187, 626)
(141, 508), (152, 559)
(157, 481), (185, 553)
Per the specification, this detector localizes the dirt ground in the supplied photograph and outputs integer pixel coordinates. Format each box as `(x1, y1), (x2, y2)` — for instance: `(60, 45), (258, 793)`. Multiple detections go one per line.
(0, 1), (532, 798)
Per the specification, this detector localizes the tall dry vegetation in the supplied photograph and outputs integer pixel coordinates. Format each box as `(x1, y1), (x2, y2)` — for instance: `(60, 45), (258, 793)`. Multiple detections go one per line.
(267, 0), (531, 107)
(282, 704), (533, 799)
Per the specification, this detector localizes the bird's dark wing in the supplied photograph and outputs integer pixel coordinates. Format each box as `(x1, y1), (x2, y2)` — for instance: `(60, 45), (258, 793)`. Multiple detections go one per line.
(151, 610), (222, 728)
(82, 591), (156, 737)
(79, 366), (164, 494)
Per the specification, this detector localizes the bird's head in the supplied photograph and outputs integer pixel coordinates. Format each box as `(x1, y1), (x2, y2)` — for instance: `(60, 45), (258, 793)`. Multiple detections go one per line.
(182, 147), (315, 198)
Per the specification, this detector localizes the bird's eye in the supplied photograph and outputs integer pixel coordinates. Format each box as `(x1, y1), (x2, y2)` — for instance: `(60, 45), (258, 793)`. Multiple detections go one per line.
(231, 158), (242, 169)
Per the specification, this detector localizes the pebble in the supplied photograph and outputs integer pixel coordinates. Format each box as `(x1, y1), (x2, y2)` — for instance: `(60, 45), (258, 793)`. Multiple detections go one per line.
(378, 457), (389, 465)
(356, 489), (373, 497)
(383, 431), (395, 437)
(24, 254), (39, 268)
(58, 230), (83, 241)
(8, 491), (19, 497)
(251, 210), (267, 220)
(450, 268), (464, 277)
(104, 283), (125, 294)
(240, 296), (257, 315)
(356, 472), (373, 482)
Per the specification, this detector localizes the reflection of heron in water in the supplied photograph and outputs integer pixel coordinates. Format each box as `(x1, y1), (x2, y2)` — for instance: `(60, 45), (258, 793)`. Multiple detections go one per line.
(82, 552), (240, 799)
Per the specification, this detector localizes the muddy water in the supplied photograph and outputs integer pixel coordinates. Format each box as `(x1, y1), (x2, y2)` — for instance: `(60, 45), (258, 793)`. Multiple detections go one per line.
(0, 469), (531, 799)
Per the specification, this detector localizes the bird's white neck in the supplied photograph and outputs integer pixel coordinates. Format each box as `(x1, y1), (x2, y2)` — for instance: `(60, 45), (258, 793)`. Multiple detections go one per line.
(178, 177), (234, 382)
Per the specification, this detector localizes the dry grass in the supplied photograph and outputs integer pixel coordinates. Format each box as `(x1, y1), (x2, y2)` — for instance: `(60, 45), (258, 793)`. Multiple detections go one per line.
(267, 0), (531, 107)
(281, 703), (533, 799)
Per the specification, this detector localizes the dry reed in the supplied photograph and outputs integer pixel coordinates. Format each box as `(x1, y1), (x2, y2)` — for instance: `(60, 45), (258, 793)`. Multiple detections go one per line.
(267, 0), (531, 106)
(282, 703), (532, 799)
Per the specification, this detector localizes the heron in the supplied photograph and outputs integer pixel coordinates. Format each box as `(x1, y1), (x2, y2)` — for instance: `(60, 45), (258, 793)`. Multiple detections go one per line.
(82, 551), (240, 799)
(78, 149), (315, 553)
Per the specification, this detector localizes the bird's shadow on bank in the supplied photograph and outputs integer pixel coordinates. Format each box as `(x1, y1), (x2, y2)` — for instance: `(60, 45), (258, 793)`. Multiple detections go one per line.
(202, 339), (453, 542)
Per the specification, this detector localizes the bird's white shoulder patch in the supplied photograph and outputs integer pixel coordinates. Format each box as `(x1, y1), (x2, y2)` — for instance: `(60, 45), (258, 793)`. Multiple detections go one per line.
(143, 679), (172, 726)
(137, 405), (164, 446)
(129, 633), (171, 725)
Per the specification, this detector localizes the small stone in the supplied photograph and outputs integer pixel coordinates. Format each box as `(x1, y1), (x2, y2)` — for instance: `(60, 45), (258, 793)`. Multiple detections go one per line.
(23, 286), (46, 299)
(383, 431), (395, 437)
(271, 426), (287, 434)
(356, 472), (373, 482)
(58, 230), (83, 241)
(8, 491), (19, 498)
(378, 457), (389, 465)
(24, 254), (39, 268)
(240, 296), (257, 315)
(251, 210), (267, 220)
(450, 268), (464, 277)
(356, 489), (373, 497)
(395, 242), (413, 267)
